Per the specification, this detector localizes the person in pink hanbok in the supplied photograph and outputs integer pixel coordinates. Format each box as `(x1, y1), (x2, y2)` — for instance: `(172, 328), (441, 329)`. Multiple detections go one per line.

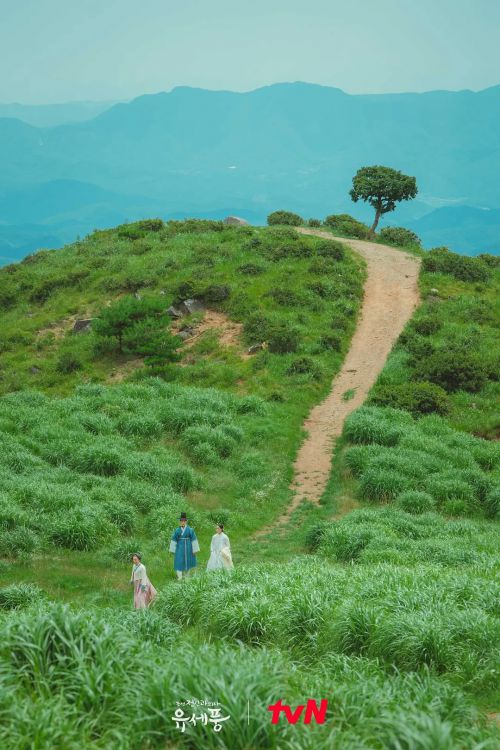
(130, 553), (157, 609)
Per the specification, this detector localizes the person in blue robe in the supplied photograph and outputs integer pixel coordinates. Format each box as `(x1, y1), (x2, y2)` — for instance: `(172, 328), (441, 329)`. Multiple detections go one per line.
(169, 512), (200, 580)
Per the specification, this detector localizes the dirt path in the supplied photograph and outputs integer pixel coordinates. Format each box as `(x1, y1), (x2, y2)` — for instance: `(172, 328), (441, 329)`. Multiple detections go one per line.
(262, 229), (421, 532)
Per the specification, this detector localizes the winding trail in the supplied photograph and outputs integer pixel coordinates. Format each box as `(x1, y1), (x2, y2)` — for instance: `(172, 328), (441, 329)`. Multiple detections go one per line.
(262, 229), (421, 533)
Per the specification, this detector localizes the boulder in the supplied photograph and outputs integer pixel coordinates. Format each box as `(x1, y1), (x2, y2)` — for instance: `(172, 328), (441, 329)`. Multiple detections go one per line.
(178, 298), (205, 316)
(166, 305), (183, 319)
(223, 216), (249, 226)
(73, 319), (93, 334)
(30, 366), (41, 374)
(177, 330), (193, 341)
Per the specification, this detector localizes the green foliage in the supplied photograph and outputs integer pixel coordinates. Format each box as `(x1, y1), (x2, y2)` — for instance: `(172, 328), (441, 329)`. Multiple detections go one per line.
(286, 356), (322, 379)
(342, 406), (500, 518)
(484, 486), (500, 519)
(267, 321), (301, 354)
(2, 599), (494, 750)
(0, 583), (45, 610)
(55, 351), (83, 374)
(423, 247), (491, 282)
(0, 381), (271, 556)
(236, 262), (265, 275)
(319, 333), (342, 352)
(267, 210), (304, 226)
(378, 226), (421, 248)
(412, 317), (442, 336)
(93, 295), (169, 354)
(344, 406), (411, 446)
(323, 213), (370, 239)
(396, 490), (436, 514)
(371, 381), (449, 416)
(413, 348), (488, 393)
(307, 218), (321, 227)
(350, 166), (418, 232)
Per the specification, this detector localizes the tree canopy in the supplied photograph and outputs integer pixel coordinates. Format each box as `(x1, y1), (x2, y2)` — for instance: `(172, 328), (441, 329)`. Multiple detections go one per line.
(350, 166), (418, 234)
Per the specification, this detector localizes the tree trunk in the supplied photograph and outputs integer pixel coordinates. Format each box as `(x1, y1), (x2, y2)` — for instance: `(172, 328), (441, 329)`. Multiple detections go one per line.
(370, 207), (382, 236)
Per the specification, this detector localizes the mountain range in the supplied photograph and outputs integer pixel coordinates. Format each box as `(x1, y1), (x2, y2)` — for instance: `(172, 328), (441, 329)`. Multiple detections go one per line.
(1, 82), (499, 264)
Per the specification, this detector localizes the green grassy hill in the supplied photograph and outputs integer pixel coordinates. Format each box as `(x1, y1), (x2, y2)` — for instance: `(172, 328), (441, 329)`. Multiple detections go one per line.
(0, 220), (498, 749)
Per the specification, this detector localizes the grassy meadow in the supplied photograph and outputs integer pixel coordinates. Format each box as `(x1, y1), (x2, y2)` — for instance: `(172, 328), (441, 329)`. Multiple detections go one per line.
(0, 219), (499, 749)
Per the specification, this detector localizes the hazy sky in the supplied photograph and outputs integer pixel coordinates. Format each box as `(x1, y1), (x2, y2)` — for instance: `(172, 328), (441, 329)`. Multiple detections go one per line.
(2, 0), (500, 103)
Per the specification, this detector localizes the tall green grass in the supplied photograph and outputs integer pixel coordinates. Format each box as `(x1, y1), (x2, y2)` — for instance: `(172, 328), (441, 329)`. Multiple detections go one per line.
(342, 407), (500, 517)
(0, 600), (497, 749)
(0, 380), (273, 557)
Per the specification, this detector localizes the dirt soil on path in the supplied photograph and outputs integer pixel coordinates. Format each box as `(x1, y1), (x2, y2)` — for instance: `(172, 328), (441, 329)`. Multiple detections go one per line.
(262, 229), (421, 532)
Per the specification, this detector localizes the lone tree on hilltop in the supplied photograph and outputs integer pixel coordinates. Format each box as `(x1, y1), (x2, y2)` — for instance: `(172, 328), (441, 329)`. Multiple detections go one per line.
(349, 166), (417, 235)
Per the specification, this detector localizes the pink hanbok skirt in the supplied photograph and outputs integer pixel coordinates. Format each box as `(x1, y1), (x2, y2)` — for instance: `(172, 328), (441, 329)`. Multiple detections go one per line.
(133, 582), (158, 609)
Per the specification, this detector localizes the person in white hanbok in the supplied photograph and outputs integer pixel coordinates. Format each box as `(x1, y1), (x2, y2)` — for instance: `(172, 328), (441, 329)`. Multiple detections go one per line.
(206, 524), (233, 571)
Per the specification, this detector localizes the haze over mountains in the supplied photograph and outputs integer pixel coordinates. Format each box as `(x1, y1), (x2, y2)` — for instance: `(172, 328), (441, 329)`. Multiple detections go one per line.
(1, 82), (499, 264)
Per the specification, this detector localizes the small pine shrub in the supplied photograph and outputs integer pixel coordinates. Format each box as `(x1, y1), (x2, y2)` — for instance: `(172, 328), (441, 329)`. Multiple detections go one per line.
(307, 218), (321, 227)
(396, 491), (435, 514)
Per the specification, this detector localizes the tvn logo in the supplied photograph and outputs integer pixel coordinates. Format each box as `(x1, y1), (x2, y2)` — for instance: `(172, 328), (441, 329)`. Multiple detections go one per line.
(268, 699), (328, 725)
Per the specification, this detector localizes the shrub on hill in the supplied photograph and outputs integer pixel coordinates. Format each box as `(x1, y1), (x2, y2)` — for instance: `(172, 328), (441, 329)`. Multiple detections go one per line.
(323, 214), (370, 239)
(0, 223), (363, 396)
(378, 226), (421, 248)
(413, 348), (488, 393)
(423, 247), (491, 282)
(370, 381), (449, 416)
(307, 218), (321, 227)
(267, 210), (304, 226)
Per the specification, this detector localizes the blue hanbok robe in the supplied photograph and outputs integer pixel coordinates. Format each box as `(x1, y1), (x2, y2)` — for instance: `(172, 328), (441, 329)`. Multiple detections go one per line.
(169, 525), (200, 572)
